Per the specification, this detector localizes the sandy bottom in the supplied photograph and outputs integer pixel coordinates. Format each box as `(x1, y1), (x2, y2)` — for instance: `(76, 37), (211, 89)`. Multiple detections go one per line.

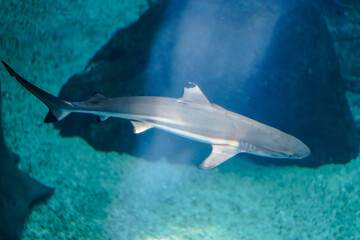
(2, 64), (360, 240)
(1, 1), (360, 239)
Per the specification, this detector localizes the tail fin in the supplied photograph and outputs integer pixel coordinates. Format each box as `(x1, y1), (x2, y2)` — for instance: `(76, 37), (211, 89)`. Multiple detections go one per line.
(1, 61), (74, 123)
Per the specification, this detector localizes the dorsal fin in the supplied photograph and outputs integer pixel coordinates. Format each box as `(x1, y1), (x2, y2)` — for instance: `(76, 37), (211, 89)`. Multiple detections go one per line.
(179, 82), (211, 105)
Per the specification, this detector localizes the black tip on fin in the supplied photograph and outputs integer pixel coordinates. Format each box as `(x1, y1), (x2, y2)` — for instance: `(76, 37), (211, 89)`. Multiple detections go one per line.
(2, 61), (13, 75)
(44, 111), (58, 123)
(185, 81), (196, 88)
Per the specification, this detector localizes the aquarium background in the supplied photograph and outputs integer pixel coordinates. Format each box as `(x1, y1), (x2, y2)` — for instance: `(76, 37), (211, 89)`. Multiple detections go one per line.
(1, 0), (360, 239)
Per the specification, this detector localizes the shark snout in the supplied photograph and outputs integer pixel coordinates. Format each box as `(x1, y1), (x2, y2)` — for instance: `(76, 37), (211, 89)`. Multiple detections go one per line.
(287, 139), (311, 159)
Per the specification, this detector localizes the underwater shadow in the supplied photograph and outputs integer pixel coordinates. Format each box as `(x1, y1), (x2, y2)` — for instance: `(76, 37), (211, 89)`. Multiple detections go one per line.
(0, 82), (54, 240)
(56, 0), (358, 169)
(239, 2), (358, 168)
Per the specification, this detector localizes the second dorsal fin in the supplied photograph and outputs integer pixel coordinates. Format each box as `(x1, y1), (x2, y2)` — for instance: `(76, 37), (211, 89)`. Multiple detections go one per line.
(88, 93), (110, 104)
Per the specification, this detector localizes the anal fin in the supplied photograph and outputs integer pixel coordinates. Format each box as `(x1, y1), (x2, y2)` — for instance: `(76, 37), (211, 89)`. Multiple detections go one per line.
(130, 121), (153, 134)
(199, 145), (241, 169)
(96, 116), (109, 122)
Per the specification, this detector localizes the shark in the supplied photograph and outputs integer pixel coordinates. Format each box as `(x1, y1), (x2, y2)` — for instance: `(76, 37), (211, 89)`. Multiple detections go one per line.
(2, 61), (310, 169)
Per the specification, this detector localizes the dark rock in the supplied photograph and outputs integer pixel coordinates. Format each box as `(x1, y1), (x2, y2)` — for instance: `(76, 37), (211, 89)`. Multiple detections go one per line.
(242, 3), (359, 167)
(0, 83), (54, 240)
(56, 0), (358, 168)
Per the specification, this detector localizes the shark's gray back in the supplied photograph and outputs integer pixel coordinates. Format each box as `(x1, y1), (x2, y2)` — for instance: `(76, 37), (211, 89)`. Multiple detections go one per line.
(75, 96), (253, 144)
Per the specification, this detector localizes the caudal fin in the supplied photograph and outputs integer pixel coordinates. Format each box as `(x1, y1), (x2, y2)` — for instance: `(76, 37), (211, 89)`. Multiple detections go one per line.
(1, 61), (74, 123)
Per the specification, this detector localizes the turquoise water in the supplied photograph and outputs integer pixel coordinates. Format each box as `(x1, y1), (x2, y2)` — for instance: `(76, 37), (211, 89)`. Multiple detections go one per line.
(1, 0), (360, 239)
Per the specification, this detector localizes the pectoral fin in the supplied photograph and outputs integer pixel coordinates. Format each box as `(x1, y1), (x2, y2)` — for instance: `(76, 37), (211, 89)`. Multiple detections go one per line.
(199, 145), (241, 169)
(131, 121), (153, 134)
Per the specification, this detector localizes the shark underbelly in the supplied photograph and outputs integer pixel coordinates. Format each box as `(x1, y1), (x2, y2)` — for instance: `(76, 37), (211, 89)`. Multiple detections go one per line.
(148, 121), (239, 146)
(90, 111), (240, 147)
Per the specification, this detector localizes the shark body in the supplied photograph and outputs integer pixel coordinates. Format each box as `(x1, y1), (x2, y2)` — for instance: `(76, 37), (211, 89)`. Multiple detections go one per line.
(2, 61), (310, 169)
